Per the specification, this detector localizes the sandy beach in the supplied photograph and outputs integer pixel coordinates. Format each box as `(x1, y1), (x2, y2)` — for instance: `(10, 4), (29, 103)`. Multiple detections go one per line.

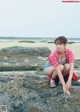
(0, 41), (80, 59)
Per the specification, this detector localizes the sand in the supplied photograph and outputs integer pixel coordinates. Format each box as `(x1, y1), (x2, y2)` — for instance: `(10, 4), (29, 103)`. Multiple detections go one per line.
(0, 41), (80, 59)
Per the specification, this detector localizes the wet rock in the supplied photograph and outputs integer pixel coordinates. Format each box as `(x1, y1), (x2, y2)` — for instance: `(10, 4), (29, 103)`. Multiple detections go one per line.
(0, 46), (51, 57)
(0, 72), (80, 112)
(0, 47), (80, 112)
(0, 47), (80, 71)
(0, 47), (50, 71)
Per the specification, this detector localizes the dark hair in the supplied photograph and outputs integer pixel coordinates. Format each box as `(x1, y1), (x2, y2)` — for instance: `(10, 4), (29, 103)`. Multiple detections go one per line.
(54, 36), (68, 45)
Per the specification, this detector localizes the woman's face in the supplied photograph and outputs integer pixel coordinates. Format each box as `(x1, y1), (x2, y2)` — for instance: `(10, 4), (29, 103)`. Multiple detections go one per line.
(55, 41), (66, 52)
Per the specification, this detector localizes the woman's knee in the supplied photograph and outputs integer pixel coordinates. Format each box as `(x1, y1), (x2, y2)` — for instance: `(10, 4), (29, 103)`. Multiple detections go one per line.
(59, 64), (64, 72)
(64, 63), (70, 72)
(44, 66), (55, 75)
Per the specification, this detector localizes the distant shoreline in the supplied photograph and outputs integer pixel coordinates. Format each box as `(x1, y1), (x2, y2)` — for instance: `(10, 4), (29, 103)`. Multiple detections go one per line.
(0, 37), (80, 43)
(0, 37), (80, 40)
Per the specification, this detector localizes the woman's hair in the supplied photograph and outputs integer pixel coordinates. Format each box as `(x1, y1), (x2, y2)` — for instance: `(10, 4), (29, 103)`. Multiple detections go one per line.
(54, 36), (68, 45)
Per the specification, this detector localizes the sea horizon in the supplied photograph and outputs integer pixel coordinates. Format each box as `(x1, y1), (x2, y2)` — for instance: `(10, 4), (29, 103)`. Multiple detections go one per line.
(0, 36), (80, 39)
(0, 37), (80, 43)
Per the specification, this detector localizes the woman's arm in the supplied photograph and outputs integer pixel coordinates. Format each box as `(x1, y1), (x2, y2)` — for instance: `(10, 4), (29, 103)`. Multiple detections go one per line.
(68, 63), (74, 81)
(66, 63), (74, 90)
(55, 66), (70, 95)
(55, 67), (65, 86)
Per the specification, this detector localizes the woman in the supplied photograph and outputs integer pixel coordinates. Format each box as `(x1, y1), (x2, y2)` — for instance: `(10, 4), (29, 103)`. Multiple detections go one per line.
(43, 36), (78, 95)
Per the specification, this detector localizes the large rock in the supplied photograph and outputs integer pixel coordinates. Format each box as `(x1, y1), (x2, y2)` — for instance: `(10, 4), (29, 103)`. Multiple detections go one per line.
(0, 55), (46, 71)
(0, 46), (51, 57)
(0, 47), (50, 71)
(0, 47), (80, 112)
(0, 71), (80, 112)
(0, 47), (80, 71)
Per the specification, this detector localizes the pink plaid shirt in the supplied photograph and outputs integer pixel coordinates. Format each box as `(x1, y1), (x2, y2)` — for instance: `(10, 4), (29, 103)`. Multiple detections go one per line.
(48, 48), (75, 67)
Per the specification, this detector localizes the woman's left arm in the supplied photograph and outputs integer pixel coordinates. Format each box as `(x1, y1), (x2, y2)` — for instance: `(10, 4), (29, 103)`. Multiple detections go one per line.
(68, 63), (74, 81)
(66, 63), (74, 90)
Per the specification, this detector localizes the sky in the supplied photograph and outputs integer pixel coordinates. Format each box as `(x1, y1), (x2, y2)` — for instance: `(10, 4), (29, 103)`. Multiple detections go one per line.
(0, 0), (80, 38)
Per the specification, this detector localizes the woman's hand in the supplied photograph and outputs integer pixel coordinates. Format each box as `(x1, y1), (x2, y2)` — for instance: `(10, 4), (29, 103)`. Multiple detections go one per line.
(62, 80), (71, 96)
(63, 85), (70, 96)
(63, 85), (66, 94)
(66, 80), (71, 90)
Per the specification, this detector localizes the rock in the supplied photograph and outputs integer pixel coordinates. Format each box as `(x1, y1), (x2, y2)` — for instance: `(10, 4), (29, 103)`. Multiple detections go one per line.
(0, 47), (50, 71)
(0, 47), (80, 71)
(0, 46), (51, 57)
(0, 71), (80, 112)
(0, 47), (80, 112)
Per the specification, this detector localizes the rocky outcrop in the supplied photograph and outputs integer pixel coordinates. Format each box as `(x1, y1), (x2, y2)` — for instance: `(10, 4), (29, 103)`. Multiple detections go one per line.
(0, 71), (80, 112)
(0, 46), (80, 112)
(0, 46), (80, 71)
(0, 46), (51, 57)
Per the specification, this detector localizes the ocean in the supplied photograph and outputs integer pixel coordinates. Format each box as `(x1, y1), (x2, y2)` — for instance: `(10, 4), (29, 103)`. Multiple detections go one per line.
(0, 37), (80, 43)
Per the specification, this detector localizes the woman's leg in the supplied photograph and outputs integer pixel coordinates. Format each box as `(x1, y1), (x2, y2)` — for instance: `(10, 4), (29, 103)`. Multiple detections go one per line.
(52, 64), (64, 78)
(45, 65), (64, 87)
(45, 64), (64, 77)
(50, 64), (64, 87)
(63, 63), (70, 75)
(45, 66), (56, 87)
(45, 66), (55, 76)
